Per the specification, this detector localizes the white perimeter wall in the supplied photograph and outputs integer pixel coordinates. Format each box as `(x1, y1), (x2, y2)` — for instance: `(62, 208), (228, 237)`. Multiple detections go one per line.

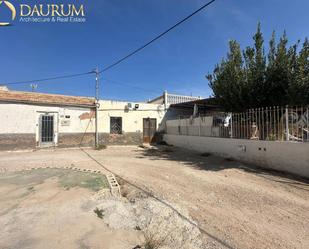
(98, 100), (165, 133)
(166, 117), (219, 136)
(164, 134), (309, 178)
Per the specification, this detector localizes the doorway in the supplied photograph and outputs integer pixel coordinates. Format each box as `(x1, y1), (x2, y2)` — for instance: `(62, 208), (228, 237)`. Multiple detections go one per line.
(143, 118), (157, 143)
(39, 114), (55, 147)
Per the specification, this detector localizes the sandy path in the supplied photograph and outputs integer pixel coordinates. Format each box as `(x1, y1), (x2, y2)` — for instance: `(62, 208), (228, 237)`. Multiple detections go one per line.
(0, 146), (308, 249)
(85, 146), (309, 249)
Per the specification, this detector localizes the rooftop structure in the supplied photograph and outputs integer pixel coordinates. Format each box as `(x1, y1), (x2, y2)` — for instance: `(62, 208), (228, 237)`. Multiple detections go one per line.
(148, 91), (202, 106)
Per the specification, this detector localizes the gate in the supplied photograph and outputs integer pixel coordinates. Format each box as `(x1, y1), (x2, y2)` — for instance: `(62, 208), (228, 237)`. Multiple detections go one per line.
(40, 114), (55, 146)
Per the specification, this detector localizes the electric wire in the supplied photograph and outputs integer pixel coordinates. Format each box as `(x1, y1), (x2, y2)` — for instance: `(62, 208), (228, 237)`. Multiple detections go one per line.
(100, 0), (216, 73)
(1, 0), (217, 93)
(0, 71), (94, 86)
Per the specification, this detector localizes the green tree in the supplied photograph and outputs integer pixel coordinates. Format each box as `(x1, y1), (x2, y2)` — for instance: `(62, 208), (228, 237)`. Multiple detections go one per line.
(207, 40), (245, 111)
(251, 23), (267, 107)
(265, 31), (290, 106)
(207, 24), (309, 111)
(296, 38), (309, 104)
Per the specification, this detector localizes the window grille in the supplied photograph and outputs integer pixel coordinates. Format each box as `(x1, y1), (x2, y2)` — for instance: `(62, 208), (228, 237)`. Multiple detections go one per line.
(110, 117), (122, 134)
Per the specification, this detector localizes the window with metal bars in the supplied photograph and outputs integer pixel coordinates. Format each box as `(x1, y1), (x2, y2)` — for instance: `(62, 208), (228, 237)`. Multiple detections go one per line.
(110, 117), (122, 134)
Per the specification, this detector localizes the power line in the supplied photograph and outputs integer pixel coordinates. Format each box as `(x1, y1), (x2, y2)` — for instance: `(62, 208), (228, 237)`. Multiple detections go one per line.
(1, 0), (216, 90)
(100, 0), (216, 73)
(0, 71), (94, 86)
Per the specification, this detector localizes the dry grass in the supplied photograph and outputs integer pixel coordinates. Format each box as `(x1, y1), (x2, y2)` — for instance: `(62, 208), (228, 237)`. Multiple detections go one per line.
(95, 144), (107, 150)
(143, 231), (166, 249)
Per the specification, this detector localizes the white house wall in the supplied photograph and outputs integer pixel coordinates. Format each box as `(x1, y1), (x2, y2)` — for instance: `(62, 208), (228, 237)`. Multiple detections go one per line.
(0, 99), (175, 150)
(0, 103), (95, 150)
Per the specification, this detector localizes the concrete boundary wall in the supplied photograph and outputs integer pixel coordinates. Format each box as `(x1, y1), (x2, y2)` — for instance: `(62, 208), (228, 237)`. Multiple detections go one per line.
(164, 134), (309, 178)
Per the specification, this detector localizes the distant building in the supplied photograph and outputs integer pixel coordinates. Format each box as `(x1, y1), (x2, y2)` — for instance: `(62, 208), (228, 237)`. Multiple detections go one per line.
(148, 90), (201, 107)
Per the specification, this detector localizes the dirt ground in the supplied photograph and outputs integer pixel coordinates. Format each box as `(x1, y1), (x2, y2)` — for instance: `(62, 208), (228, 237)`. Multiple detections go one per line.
(0, 146), (308, 249)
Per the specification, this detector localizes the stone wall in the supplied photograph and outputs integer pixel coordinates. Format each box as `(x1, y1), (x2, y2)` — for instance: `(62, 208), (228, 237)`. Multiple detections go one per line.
(58, 133), (95, 148)
(0, 134), (36, 151)
(0, 132), (145, 151)
(58, 132), (144, 147)
(99, 132), (143, 145)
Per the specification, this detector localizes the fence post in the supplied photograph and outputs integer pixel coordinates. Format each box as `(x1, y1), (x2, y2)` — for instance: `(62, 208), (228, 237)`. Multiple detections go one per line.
(306, 106), (309, 142)
(285, 106), (289, 141)
(186, 118), (189, 136)
(230, 113), (233, 138)
(198, 116), (201, 136)
(177, 115), (181, 135)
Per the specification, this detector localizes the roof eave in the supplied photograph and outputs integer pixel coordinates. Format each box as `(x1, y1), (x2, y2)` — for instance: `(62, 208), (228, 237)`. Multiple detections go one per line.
(0, 99), (96, 108)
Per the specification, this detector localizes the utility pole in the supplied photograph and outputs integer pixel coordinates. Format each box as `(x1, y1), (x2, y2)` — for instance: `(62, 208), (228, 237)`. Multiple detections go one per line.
(94, 67), (99, 148)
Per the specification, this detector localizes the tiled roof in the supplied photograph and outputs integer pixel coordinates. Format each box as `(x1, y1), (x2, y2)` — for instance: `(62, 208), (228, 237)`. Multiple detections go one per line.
(0, 90), (95, 107)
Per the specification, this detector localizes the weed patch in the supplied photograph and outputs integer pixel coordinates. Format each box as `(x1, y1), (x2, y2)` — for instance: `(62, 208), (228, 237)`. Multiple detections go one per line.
(59, 172), (109, 192)
(143, 231), (166, 249)
(94, 207), (104, 219)
(96, 145), (107, 150)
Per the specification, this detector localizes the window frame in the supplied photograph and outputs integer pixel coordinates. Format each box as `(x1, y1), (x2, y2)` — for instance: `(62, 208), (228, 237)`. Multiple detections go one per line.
(110, 117), (123, 134)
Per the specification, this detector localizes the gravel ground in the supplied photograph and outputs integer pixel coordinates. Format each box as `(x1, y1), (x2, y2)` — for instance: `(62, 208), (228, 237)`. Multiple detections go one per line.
(0, 146), (308, 249)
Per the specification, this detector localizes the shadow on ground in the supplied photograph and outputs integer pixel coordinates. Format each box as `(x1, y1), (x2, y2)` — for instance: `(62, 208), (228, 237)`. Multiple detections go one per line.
(136, 145), (309, 191)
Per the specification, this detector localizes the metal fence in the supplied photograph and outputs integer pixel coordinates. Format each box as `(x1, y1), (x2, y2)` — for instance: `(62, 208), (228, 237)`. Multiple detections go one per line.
(166, 105), (309, 142)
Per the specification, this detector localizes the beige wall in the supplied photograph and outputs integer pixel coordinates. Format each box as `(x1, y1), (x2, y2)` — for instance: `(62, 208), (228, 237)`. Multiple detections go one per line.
(98, 100), (165, 133)
(164, 134), (309, 178)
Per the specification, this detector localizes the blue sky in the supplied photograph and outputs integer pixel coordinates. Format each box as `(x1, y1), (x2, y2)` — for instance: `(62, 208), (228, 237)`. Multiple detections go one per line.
(1, 0), (308, 101)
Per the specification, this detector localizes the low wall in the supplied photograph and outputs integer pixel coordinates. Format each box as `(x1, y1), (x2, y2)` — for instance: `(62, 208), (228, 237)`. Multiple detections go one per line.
(0, 132), (144, 151)
(164, 134), (309, 178)
(0, 134), (36, 151)
(58, 133), (95, 148)
(59, 132), (144, 146)
(99, 132), (143, 145)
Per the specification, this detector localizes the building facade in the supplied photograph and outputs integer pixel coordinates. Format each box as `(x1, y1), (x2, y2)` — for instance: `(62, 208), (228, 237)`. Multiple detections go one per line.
(0, 88), (201, 150)
(97, 100), (165, 145)
(0, 89), (96, 150)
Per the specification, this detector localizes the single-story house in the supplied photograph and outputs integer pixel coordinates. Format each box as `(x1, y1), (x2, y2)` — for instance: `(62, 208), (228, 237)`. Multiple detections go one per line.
(0, 87), (203, 150)
(97, 100), (165, 144)
(0, 87), (96, 150)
